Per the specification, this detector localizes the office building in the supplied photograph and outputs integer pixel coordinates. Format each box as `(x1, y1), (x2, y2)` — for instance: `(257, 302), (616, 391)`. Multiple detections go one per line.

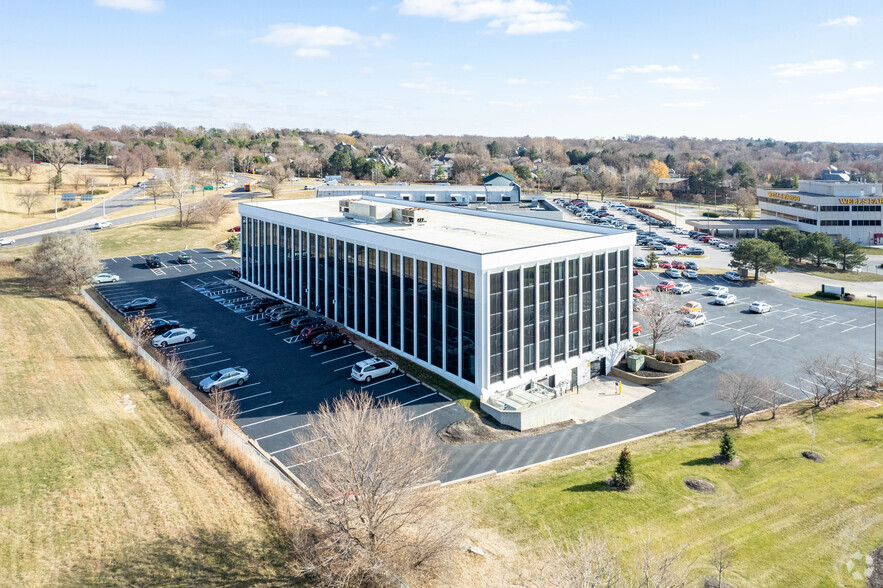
(238, 196), (635, 399)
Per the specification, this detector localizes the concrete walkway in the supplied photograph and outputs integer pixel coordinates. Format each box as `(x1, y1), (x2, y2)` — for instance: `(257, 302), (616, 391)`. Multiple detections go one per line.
(569, 376), (655, 423)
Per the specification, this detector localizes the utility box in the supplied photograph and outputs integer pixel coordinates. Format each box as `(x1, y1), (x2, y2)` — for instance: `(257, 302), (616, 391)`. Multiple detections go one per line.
(627, 354), (645, 372)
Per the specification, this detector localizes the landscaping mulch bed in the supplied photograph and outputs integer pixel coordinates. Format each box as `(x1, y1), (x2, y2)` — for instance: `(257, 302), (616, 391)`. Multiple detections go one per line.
(684, 477), (715, 493)
(439, 415), (574, 445)
(618, 348), (719, 379)
(714, 455), (743, 469)
(802, 450), (825, 462)
(869, 546), (883, 588)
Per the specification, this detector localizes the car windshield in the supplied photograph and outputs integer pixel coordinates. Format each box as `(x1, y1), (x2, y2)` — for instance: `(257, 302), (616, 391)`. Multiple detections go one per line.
(210, 371), (222, 380)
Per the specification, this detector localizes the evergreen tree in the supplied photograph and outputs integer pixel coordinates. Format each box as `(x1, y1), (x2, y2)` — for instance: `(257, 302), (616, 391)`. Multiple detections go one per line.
(719, 431), (735, 463)
(611, 446), (634, 489)
(646, 251), (659, 269)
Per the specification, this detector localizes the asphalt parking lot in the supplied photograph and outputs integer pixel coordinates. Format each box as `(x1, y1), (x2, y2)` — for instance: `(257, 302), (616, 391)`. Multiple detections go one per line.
(91, 248), (469, 479)
(90, 247), (880, 485)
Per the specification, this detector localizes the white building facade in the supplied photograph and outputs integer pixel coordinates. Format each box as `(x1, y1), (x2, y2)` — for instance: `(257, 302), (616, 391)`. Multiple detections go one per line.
(757, 180), (883, 244)
(239, 197), (634, 399)
(316, 182), (521, 204)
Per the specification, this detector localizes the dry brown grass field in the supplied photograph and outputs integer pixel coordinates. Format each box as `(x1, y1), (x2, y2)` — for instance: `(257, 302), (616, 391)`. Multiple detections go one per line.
(0, 264), (295, 586)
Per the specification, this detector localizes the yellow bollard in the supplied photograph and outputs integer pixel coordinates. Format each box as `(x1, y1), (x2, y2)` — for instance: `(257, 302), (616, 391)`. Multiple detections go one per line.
(618, 381), (622, 395)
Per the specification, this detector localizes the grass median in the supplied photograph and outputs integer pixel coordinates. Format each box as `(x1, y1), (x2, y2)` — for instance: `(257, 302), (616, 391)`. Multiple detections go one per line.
(792, 292), (879, 308)
(0, 264), (295, 585)
(452, 400), (883, 586)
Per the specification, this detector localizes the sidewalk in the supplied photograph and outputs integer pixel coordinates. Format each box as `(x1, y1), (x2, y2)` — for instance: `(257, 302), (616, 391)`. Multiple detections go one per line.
(568, 376), (655, 423)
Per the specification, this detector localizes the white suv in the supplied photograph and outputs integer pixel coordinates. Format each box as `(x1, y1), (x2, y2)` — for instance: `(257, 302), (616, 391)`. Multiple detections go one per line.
(707, 285), (729, 297)
(351, 357), (399, 383)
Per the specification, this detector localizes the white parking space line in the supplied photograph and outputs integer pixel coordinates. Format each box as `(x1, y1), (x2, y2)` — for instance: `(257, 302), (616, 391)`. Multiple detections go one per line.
(399, 392), (437, 406)
(172, 345), (215, 355)
(730, 332), (752, 341)
(254, 423), (311, 441)
(271, 435), (326, 454)
(183, 358), (232, 371)
(240, 410), (299, 428)
(310, 345), (350, 357)
(334, 363), (357, 371)
(361, 374), (405, 390)
(749, 338), (771, 347)
(321, 348), (362, 364)
(165, 339), (204, 349)
(238, 401), (284, 415)
(376, 383), (420, 399)
(409, 402), (457, 421)
(235, 390), (273, 402)
(779, 334), (800, 342)
(754, 328), (774, 337)
(229, 381), (262, 391)
(179, 351), (222, 362)
(288, 450), (344, 469)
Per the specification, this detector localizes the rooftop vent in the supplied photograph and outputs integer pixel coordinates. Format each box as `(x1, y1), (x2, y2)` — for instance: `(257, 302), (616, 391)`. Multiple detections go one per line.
(400, 207), (427, 225)
(339, 199), (393, 224)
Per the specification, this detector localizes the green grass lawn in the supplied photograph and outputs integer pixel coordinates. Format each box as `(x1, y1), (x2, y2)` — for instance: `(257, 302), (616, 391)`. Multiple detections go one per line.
(455, 401), (883, 586)
(792, 292), (879, 308)
(787, 263), (883, 283)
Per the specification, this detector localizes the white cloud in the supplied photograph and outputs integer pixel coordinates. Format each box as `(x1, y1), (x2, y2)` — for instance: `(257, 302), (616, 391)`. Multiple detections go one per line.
(613, 64), (681, 74)
(691, 53), (701, 60)
(772, 59), (869, 77)
(488, 100), (534, 108)
(461, 64), (473, 70)
(411, 61), (432, 68)
(606, 74), (622, 80)
(400, 79), (472, 96)
(314, 91), (329, 97)
(94, 0), (163, 12)
(820, 15), (860, 27)
(818, 86), (883, 102)
(295, 48), (331, 58)
(506, 77), (529, 85)
(568, 94), (602, 102)
(257, 24), (362, 47)
(662, 101), (707, 107)
(205, 68), (232, 79)
(397, 0), (580, 35)
(649, 77), (712, 90)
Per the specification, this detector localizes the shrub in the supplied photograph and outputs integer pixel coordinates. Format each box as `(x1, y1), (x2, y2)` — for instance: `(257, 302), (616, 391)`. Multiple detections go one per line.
(702, 212), (720, 218)
(92, 189), (109, 195)
(655, 354), (663, 361)
(719, 432), (736, 463)
(688, 354), (696, 360)
(610, 447), (634, 490)
(813, 290), (841, 300)
(843, 293), (855, 302)
(824, 262), (837, 269)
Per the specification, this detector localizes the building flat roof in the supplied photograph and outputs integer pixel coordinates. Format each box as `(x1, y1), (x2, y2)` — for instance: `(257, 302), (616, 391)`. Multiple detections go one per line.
(241, 196), (613, 254)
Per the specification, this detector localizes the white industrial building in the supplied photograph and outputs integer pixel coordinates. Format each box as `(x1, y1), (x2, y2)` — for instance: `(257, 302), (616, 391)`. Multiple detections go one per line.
(757, 179), (883, 244)
(316, 176), (521, 205)
(239, 196), (635, 399)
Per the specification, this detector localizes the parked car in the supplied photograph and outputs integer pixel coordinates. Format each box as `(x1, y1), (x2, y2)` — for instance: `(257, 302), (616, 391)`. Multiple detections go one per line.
(673, 227), (687, 235)
(658, 260), (672, 269)
(147, 318), (180, 335)
(633, 266), (639, 276)
(681, 301), (702, 314)
(633, 285), (651, 298)
(683, 269), (698, 279)
(723, 271), (742, 282)
(251, 298), (281, 312)
(672, 282), (693, 295)
(0, 237), (16, 246)
(232, 266), (241, 279)
(268, 306), (308, 326)
(717, 241), (732, 249)
(300, 323), (337, 342)
(120, 297), (157, 311)
(657, 280), (676, 292)
(632, 321), (642, 335)
(198, 367), (250, 393)
(94, 220), (112, 229)
(633, 257), (649, 268)
(714, 294), (738, 306)
(672, 260), (686, 270)
(706, 285), (729, 297)
(145, 255), (162, 268)
(89, 272), (120, 284)
(290, 315), (324, 334)
(749, 301), (772, 314)
(351, 357), (399, 383)
(684, 312), (707, 327)
(665, 267), (681, 279)
(312, 331), (349, 351)
(228, 226), (241, 233)
(683, 261), (698, 270)
(683, 247), (704, 255)
(177, 253), (193, 264)
(151, 327), (196, 348)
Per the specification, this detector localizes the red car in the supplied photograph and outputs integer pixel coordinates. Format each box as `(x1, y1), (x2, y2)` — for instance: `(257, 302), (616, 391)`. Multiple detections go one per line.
(657, 280), (676, 292)
(672, 260), (686, 270)
(701, 235), (713, 243)
(674, 243), (688, 249)
(633, 286), (651, 298)
(633, 266), (639, 276)
(232, 266), (241, 279)
(300, 323), (338, 342)
(658, 260), (672, 269)
(632, 321), (642, 335)
(228, 226), (241, 233)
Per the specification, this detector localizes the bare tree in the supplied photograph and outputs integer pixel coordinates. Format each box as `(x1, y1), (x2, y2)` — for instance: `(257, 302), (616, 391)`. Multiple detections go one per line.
(15, 188), (45, 216)
(2, 150), (27, 176)
(43, 140), (77, 177)
(621, 167), (642, 200)
(207, 389), (241, 436)
(165, 165), (198, 227)
(636, 291), (685, 355)
(261, 174), (284, 198)
(636, 538), (690, 588)
(541, 532), (623, 588)
(292, 390), (458, 586)
(756, 376), (786, 419)
(161, 349), (184, 385)
(732, 188), (756, 217)
(71, 170), (87, 192)
(710, 540), (734, 588)
(564, 174), (588, 197)
(125, 311), (153, 348)
(143, 180), (166, 207)
(716, 372), (761, 427)
(112, 150), (137, 185)
(20, 160), (35, 181)
(196, 193), (234, 224)
(131, 144), (157, 176)
(26, 233), (102, 295)
(589, 166), (620, 198)
(797, 354), (871, 409)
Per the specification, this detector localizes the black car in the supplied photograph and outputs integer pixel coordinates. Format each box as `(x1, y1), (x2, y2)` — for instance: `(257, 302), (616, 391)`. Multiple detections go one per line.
(177, 254), (192, 264)
(290, 315), (324, 334)
(148, 318), (180, 335)
(311, 331), (348, 350)
(268, 306), (308, 326)
(683, 247), (704, 255)
(251, 298), (282, 312)
(145, 255), (162, 269)
(121, 297), (157, 311)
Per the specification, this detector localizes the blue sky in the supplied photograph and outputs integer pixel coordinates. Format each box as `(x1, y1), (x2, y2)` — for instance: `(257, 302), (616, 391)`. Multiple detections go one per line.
(2, 0), (881, 142)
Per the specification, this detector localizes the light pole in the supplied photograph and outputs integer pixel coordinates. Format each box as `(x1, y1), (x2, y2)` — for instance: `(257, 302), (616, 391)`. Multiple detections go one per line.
(869, 295), (878, 388)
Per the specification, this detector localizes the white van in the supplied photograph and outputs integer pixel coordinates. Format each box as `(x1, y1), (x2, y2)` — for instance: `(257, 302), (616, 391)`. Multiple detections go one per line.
(663, 245), (682, 255)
